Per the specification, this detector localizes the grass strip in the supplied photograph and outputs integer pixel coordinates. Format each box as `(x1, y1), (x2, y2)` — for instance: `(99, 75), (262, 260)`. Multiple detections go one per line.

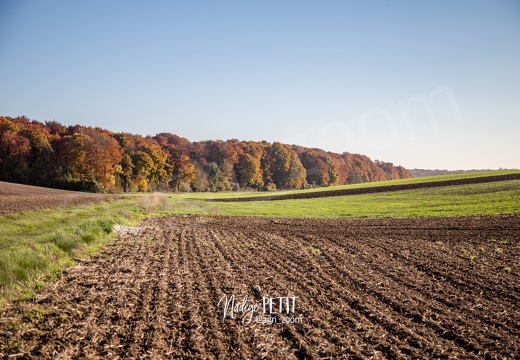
(0, 194), (161, 307)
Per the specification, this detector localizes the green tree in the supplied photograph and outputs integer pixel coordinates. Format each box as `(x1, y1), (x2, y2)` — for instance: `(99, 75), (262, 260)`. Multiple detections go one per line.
(207, 162), (229, 192)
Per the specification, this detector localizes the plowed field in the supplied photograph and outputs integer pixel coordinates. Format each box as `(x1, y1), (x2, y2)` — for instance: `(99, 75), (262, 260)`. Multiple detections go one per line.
(1, 215), (519, 359)
(0, 181), (109, 215)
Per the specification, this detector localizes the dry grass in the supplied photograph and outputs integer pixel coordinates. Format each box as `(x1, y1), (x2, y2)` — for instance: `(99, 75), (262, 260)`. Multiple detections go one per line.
(141, 192), (167, 213)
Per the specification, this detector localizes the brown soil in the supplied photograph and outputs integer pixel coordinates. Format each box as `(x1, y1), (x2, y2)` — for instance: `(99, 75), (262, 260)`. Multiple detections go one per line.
(1, 215), (519, 359)
(0, 182), (110, 215)
(210, 173), (520, 202)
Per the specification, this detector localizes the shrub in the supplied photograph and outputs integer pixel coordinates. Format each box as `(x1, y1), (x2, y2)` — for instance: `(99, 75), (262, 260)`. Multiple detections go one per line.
(138, 179), (148, 192)
(262, 183), (277, 192)
(141, 192), (166, 213)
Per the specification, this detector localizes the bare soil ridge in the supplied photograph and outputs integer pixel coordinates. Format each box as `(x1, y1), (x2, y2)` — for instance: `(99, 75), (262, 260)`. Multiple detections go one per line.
(1, 215), (519, 358)
(0, 181), (110, 215)
(209, 173), (520, 202)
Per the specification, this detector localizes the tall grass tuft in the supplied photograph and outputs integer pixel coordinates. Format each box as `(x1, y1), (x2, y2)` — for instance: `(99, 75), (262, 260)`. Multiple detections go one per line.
(141, 192), (167, 213)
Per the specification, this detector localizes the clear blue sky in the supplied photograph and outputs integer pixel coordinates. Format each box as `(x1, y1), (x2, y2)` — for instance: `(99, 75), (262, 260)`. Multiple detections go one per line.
(1, 0), (519, 170)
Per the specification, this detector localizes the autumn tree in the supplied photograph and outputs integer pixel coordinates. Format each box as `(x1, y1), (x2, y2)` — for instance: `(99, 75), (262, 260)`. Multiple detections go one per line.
(396, 165), (412, 179)
(270, 142), (306, 189)
(205, 141), (227, 165)
(169, 147), (196, 191)
(55, 133), (90, 181)
(326, 157), (339, 185)
(328, 154), (349, 185)
(81, 128), (123, 190)
(300, 149), (333, 186)
(344, 153), (386, 183)
(260, 144), (274, 188)
(141, 141), (170, 189)
(154, 133), (197, 191)
(55, 128), (122, 191)
(286, 150), (307, 189)
(0, 115), (413, 192)
(375, 160), (400, 180)
(19, 121), (55, 186)
(130, 151), (154, 191)
(0, 117), (31, 182)
(119, 154), (135, 192)
(235, 153), (263, 189)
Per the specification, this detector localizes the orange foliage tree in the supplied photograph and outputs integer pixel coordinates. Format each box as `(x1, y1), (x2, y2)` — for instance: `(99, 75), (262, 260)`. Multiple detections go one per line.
(0, 115), (412, 192)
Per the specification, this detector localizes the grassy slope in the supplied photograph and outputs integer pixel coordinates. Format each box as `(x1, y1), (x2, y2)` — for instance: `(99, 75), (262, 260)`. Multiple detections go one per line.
(165, 177), (520, 218)
(0, 195), (162, 307)
(181, 170), (520, 200)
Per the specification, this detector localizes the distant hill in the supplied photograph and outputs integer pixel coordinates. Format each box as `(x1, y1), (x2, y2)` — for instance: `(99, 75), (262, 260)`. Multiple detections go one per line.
(409, 169), (516, 177)
(0, 115), (412, 192)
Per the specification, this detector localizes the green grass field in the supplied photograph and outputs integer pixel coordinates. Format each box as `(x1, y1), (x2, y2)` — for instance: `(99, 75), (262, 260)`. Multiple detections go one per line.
(0, 196), (159, 306)
(180, 169), (520, 200)
(166, 179), (520, 218)
(1, 171), (519, 307)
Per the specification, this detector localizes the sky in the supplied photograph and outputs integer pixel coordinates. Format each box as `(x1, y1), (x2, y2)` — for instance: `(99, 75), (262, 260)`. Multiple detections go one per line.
(1, 0), (519, 170)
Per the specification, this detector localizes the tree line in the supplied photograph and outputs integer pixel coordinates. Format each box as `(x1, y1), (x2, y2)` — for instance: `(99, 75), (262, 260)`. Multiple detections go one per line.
(0, 116), (411, 192)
